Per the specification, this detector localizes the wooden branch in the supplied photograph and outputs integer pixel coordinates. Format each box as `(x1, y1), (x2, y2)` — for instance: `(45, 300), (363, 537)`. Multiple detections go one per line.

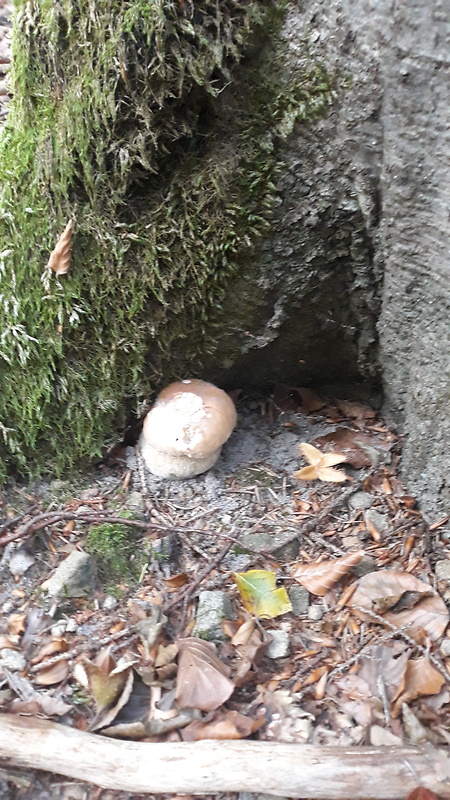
(0, 714), (449, 797)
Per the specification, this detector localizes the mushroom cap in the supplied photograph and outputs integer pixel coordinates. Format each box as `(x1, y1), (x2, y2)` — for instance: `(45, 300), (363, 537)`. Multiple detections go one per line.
(142, 379), (237, 459)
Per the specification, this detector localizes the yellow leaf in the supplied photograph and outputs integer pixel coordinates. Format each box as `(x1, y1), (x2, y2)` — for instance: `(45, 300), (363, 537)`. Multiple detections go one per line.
(234, 570), (292, 619)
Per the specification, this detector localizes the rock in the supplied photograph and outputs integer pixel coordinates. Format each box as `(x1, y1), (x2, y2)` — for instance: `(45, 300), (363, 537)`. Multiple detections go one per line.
(193, 590), (234, 641)
(364, 509), (391, 540)
(348, 492), (375, 511)
(42, 550), (95, 597)
(103, 595), (118, 611)
(288, 585), (310, 616)
(8, 546), (35, 577)
(266, 630), (290, 659)
(402, 703), (429, 744)
(369, 725), (403, 746)
(308, 604), (324, 621)
(440, 638), (450, 657)
(124, 491), (146, 514)
(238, 529), (298, 560)
(351, 554), (377, 578)
(435, 560), (450, 583)
(0, 648), (26, 671)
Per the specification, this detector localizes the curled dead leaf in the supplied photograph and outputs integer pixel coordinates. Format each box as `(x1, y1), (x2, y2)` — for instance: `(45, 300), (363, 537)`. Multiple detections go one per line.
(181, 709), (263, 741)
(293, 551), (364, 596)
(33, 658), (69, 686)
(47, 220), (73, 276)
(391, 657), (445, 718)
(175, 638), (234, 712)
(348, 570), (449, 642)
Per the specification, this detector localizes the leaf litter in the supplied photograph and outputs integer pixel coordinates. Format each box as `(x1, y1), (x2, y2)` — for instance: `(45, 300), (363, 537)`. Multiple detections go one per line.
(1, 390), (450, 770)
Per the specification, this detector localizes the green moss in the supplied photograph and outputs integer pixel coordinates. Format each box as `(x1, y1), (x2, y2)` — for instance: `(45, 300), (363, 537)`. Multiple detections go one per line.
(0, 0), (336, 481)
(85, 513), (140, 587)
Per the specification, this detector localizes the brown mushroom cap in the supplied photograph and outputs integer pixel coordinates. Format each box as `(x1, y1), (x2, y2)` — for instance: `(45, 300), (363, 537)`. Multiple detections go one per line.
(142, 379), (237, 459)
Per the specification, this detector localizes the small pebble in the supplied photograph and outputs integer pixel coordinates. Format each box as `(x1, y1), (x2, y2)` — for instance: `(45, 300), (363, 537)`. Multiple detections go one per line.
(289, 585), (310, 616)
(124, 491), (146, 514)
(51, 623), (67, 637)
(348, 491), (374, 511)
(65, 618), (78, 633)
(103, 595), (118, 611)
(439, 638), (450, 657)
(308, 604), (324, 621)
(266, 630), (290, 659)
(0, 648), (26, 671)
(435, 560), (450, 583)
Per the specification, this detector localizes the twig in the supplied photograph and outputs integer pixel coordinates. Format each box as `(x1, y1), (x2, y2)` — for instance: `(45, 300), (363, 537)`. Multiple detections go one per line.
(265, 481), (361, 555)
(28, 626), (136, 674)
(0, 504), (38, 536)
(166, 541), (233, 614)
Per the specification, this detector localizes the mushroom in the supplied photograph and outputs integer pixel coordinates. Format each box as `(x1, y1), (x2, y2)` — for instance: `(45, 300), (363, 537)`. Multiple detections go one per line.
(139, 379), (237, 479)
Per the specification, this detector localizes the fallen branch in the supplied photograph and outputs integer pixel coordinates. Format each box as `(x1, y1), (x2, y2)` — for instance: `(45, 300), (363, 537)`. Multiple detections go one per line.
(0, 714), (449, 798)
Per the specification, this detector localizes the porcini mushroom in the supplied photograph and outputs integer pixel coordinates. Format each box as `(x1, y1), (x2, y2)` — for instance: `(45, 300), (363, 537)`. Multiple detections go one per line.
(139, 379), (237, 479)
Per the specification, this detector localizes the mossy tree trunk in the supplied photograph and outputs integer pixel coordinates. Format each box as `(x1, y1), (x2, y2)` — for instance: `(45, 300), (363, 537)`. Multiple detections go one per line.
(0, 0), (334, 480)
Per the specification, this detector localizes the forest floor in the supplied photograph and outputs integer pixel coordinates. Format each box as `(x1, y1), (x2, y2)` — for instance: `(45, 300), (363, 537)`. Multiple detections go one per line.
(1, 386), (450, 800)
(2, 7), (450, 799)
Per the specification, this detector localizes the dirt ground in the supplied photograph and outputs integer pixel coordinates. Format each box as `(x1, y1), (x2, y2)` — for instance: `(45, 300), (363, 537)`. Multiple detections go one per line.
(1, 387), (450, 800)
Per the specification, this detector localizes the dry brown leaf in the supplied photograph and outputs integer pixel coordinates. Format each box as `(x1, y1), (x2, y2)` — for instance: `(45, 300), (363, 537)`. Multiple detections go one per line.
(406, 788), (439, 800)
(294, 442), (349, 483)
(292, 551), (364, 596)
(391, 657), (445, 717)
(181, 709), (263, 742)
(231, 620), (271, 686)
(175, 638), (234, 711)
(9, 693), (72, 717)
(47, 220), (73, 276)
(348, 570), (449, 642)
(163, 573), (188, 589)
(358, 642), (410, 701)
(7, 613), (27, 636)
(90, 667), (134, 732)
(313, 427), (390, 469)
(33, 658), (69, 686)
(31, 637), (68, 665)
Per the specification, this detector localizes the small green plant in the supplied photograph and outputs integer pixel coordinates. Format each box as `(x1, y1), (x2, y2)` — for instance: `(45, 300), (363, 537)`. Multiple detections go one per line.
(85, 512), (140, 589)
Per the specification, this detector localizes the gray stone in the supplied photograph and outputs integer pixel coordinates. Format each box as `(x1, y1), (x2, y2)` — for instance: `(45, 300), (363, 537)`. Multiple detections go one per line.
(193, 591), (234, 641)
(351, 554), (377, 578)
(289, 585), (310, 616)
(124, 491), (146, 514)
(440, 638), (450, 657)
(435, 560), (450, 583)
(42, 550), (95, 597)
(402, 703), (429, 744)
(348, 492), (375, 512)
(266, 630), (290, 659)
(103, 595), (119, 611)
(0, 649), (26, 671)
(238, 530), (298, 561)
(370, 725), (403, 747)
(308, 604), (324, 621)
(8, 546), (35, 577)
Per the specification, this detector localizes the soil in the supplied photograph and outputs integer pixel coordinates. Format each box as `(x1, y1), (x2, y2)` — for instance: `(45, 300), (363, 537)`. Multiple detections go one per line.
(1, 390), (450, 799)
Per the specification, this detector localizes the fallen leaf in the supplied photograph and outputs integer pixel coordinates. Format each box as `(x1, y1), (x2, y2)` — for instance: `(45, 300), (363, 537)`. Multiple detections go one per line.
(7, 614), (27, 636)
(82, 657), (129, 714)
(294, 443), (349, 482)
(348, 571), (449, 642)
(233, 570), (292, 618)
(358, 642), (410, 701)
(231, 619), (271, 685)
(292, 552), (364, 596)
(406, 788), (439, 800)
(47, 220), (73, 276)
(312, 428), (390, 469)
(34, 659), (69, 686)
(391, 657), (445, 717)
(334, 399), (377, 426)
(90, 667), (134, 732)
(163, 573), (188, 589)
(181, 709), (263, 741)
(9, 693), (72, 717)
(31, 638), (69, 665)
(175, 638), (234, 711)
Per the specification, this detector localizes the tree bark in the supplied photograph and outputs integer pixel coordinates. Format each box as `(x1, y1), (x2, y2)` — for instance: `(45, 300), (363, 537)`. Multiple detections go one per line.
(0, 714), (449, 798)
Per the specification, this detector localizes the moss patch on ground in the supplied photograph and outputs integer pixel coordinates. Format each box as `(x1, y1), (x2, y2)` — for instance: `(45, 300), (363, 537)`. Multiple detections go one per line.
(0, 0), (335, 481)
(85, 513), (140, 589)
